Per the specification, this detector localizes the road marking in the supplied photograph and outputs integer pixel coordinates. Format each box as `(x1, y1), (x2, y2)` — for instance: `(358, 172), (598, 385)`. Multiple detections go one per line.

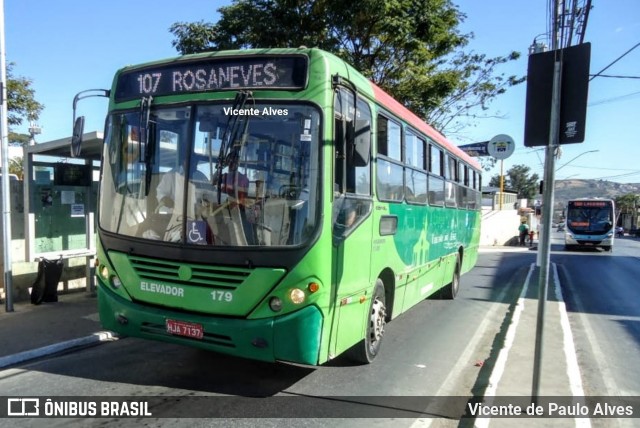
(471, 263), (535, 428)
(82, 313), (100, 322)
(556, 264), (623, 397)
(553, 263), (585, 396)
(409, 265), (529, 428)
(473, 263), (590, 428)
(553, 263), (591, 428)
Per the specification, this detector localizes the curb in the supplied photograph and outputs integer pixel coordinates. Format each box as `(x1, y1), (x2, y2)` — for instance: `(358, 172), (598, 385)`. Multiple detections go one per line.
(0, 331), (119, 369)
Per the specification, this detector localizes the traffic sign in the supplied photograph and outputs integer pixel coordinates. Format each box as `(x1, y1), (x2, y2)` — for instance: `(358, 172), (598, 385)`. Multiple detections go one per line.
(488, 134), (515, 160)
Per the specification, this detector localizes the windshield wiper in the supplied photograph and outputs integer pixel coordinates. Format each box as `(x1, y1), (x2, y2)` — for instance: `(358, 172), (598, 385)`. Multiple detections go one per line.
(139, 96), (155, 196)
(215, 91), (252, 203)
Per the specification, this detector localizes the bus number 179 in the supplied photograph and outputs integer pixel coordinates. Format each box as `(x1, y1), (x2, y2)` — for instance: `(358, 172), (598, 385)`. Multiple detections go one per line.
(211, 291), (233, 302)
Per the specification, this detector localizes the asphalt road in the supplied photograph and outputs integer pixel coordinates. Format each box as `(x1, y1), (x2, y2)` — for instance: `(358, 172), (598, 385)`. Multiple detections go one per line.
(1, 233), (639, 427)
(552, 231), (640, 399)
(0, 249), (534, 427)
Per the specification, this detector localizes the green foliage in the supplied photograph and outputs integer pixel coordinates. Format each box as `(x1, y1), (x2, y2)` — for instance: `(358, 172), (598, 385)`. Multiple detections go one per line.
(6, 63), (43, 128)
(615, 193), (640, 214)
(169, 21), (218, 56)
(489, 164), (540, 201)
(6, 63), (44, 149)
(478, 157), (496, 172)
(169, 0), (523, 133)
(8, 133), (30, 146)
(9, 156), (23, 179)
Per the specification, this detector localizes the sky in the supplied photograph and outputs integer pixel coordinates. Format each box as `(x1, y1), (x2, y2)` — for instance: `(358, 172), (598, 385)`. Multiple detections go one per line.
(5, 0), (640, 183)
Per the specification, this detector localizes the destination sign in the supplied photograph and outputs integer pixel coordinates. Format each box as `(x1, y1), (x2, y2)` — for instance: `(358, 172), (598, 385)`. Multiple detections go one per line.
(114, 55), (308, 101)
(570, 201), (607, 207)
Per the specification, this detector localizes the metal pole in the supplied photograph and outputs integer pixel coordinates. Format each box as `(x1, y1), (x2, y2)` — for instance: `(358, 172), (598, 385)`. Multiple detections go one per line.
(0, 0), (14, 312)
(499, 159), (504, 210)
(532, 0), (562, 399)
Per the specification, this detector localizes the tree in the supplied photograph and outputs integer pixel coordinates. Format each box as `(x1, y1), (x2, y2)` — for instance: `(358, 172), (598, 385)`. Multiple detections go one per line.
(169, 0), (524, 134)
(9, 157), (23, 179)
(615, 193), (639, 227)
(478, 157), (497, 172)
(489, 164), (539, 201)
(7, 63), (44, 145)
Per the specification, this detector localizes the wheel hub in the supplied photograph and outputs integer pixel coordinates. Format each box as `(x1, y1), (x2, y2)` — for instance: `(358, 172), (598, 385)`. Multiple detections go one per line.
(370, 298), (386, 343)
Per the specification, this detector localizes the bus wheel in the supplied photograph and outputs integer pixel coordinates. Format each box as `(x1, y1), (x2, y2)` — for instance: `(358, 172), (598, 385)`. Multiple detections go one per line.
(349, 279), (386, 364)
(441, 254), (460, 300)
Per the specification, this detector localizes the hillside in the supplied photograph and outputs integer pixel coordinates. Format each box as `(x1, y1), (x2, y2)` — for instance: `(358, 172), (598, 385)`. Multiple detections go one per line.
(553, 179), (640, 209)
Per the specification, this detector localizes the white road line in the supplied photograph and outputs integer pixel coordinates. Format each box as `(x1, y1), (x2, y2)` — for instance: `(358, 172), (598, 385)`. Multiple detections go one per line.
(556, 265), (621, 397)
(409, 264), (534, 428)
(82, 312), (101, 322)
(553, 264), (591, 428)
(472, 263), (535, 428)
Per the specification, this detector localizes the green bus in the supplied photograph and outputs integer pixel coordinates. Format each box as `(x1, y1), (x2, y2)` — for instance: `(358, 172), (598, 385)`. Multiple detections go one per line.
(71, 48), (482, 365)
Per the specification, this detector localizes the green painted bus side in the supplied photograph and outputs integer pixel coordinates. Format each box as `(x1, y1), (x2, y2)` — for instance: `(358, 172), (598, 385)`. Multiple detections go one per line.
(89, 48), (481, 365)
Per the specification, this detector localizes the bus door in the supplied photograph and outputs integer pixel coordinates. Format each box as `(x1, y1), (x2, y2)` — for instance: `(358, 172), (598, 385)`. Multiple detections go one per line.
(330, 87), (374, 356)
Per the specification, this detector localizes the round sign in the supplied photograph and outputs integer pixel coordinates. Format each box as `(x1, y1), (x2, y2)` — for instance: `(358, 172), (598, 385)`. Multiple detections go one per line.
(488, 134), (515, 160)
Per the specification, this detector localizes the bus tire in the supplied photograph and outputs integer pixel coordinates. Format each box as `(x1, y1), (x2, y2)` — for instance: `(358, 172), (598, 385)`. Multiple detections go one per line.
(348, 279), (386, 364)
(441, 254), (460, 300)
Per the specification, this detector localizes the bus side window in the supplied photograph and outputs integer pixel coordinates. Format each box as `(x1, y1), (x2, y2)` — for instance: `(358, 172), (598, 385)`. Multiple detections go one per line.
(333, 93), (372, 241)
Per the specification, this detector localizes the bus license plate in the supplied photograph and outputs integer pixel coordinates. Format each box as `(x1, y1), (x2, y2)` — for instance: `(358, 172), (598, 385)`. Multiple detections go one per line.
(166, 319), (203, 339)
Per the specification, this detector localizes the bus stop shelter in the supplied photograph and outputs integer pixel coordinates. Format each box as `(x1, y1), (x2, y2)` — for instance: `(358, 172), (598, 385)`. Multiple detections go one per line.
(22, 131), (103, 293)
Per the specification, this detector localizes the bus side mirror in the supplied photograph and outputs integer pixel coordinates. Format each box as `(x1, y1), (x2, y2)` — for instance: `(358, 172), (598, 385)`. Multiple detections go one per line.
(350, 119), (370, 167)
(71, 116), (85, 157)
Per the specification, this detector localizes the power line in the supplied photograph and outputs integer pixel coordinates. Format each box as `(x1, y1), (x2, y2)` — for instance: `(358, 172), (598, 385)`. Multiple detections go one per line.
(589, 74), (640, 79)
(589, 90), (640, 107)
(559, 164), (640, 172)
(591, 171), (640, 181)
(590, 42), (640, 81)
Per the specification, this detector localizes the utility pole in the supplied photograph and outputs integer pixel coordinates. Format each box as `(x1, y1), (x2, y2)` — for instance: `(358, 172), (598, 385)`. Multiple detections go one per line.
(0, 0), (13, 312)
(531, 0), (562, 399)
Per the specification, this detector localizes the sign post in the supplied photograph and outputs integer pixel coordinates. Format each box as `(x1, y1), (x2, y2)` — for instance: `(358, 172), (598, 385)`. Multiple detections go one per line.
(0, 0), (14, 312)
(487, 134), (515, 210)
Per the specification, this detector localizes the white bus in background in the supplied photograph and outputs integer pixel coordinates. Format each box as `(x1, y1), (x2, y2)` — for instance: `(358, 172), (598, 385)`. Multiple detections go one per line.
(564, 198), (615, 252)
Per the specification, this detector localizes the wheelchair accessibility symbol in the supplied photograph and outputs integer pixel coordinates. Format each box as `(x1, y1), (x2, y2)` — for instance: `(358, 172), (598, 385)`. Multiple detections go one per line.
(187, 220), (207, 244)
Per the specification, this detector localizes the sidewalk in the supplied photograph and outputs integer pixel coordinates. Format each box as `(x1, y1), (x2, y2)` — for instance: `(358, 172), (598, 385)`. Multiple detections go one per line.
(0, 291), (117, 368)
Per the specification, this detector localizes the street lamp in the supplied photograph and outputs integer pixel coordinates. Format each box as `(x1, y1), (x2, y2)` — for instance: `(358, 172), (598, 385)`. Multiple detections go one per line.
(555, 149), (599, 172)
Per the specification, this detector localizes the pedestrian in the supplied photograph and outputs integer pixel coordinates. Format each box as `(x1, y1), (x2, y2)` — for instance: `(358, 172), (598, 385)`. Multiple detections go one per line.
(518, 221), (529, 246)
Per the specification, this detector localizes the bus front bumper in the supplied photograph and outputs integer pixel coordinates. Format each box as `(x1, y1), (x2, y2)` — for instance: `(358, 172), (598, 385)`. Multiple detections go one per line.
(98, 285), (323, 365)
(565, 233), (613, 247)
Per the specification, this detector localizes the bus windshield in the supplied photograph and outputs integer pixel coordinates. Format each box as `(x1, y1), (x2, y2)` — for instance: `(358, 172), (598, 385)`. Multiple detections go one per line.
(99, 102), (321, 247)
(566, 201), (613, 234)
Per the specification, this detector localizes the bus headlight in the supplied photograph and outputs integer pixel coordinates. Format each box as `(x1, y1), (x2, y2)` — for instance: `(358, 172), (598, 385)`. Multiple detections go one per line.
(289, 288), (306, 305)
(100, 265), (109, 280)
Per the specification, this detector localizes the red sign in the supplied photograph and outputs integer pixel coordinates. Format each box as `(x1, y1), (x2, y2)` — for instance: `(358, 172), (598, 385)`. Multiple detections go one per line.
(166, 319), (204, 340)
(571, 201), (607, 207)
(570, 221), (590, 227)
